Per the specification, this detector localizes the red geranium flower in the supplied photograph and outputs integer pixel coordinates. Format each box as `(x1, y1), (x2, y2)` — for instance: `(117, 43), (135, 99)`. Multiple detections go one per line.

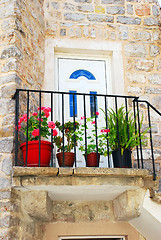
(32, 129), (39, 137)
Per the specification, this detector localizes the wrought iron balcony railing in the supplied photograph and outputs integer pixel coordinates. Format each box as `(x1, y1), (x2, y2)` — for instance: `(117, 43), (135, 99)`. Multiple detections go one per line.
(14, 89), (161, 180)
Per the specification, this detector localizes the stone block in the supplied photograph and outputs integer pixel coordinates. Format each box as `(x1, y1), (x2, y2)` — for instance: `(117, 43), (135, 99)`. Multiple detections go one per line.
(83, 27), (89, 37)
(52, 201), (112, 222)
(144, 87), (161, 94)
(77, 5), (94, 12)
(0, 191), (11, 200)
(1, 46), (23, 60)
(0, 3), (15, 18)
(0, 99), (15, 115)
(22, 191), (52, 221)
(126, 73), (146, 83)
(113, 189), (145, 221)
(124, 44), (147, 57)
(76, 27), (82, 37)
(0, 74), (21, 85)
(87, 14), (114, 22)
(95, 5), (105, 14)
(148, 74), (161, 85)
(63, 3), (74, 11)
(58, 168), (73, 176)
(153, 31), (160, 41)
(106, 6), (125, 14)
(1, 59), (17, 73)
(118, 25), (128, 40)
(135, 4), (150, 16)
(75, 0), (92, 2)
(101, 0), (124, 4)
(128, 86), (142, 94)
(0, 137), (14, 154)
(51, 2), (59, 9)
(60, 29), (66, 36)
(144, 17), (159, 26)
(1, 83), (16, 99)
(134, 59), (154, 71)
(0, 178), (11, 190)
(110, 32), (116, 40)
(151, 96), (161, 110)
(127, 0), (141, 2)
(153, 135), (161, 148)
(156, 59), (161, 71)
(2, 114), (15, 126)
(91, 28), (96, 38)
(64, 13), (85, 21)
(131, 31), (151, 41)
(69, 28), (75, 37)
(150, 45), (160, 57)
(127, 4), (133, 14)
(152, 5), (159, 16)
(13, 167), (59, 177)
(0, 215), (10, 228)
(2, 157), (13, 175)
(117, 16), (141, 25)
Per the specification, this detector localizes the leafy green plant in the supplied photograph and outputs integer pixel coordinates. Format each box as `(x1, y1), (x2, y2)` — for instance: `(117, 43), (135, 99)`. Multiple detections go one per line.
(53, 121), (80, 152)
(75, 113), (110, 155)
(102, 106), (149, 155)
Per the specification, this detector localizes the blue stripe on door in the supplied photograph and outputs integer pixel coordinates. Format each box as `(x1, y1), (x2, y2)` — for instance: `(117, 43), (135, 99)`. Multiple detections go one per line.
(69, 91), (77, 117)
(90, 91), (97, 117)
(69, 69), (96, 80)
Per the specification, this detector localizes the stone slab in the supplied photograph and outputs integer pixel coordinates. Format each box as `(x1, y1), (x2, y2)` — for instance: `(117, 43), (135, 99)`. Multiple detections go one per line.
(13, 167), (59, 176)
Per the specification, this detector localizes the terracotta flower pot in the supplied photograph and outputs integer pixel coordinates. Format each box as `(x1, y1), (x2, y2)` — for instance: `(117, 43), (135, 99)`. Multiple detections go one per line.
(56, 152), (75, 167)
(112, 149), (132, 168)
(20, 140), (52, 167)
(85, 152), (100, 167)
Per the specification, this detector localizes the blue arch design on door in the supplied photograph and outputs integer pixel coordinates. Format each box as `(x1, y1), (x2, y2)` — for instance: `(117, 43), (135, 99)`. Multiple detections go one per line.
(69, 69), (96, 80)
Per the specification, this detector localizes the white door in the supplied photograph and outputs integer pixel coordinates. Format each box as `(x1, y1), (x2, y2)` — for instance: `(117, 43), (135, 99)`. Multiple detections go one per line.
(54, 55), (112, 167)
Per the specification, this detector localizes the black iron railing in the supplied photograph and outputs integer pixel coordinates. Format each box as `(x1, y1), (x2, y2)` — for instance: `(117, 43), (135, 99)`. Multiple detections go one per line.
(14, 89), (161, 180)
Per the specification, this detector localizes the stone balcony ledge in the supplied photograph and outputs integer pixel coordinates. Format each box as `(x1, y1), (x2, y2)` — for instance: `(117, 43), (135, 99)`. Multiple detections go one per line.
(13, 166), (151, 177)
(13, 167), (159, 192)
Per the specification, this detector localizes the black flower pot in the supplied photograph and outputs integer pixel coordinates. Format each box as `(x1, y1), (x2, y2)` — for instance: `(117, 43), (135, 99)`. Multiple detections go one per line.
(112, 149), (132, 168)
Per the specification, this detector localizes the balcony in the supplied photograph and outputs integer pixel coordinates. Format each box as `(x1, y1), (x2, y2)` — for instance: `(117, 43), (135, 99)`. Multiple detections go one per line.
(14, 89), (161, 180)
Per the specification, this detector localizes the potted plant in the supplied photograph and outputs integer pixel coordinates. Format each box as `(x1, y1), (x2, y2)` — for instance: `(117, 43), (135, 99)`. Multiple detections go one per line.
(102, 106), (149, 168)
(53, 120), (80, 167)
(75, 112), (110, 167)
(18, 107), (58, 167)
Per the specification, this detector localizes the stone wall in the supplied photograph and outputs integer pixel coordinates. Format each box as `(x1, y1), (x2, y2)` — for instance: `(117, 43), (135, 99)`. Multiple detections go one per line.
(44, 0), (161, 170)
(0, 0), (45, 238)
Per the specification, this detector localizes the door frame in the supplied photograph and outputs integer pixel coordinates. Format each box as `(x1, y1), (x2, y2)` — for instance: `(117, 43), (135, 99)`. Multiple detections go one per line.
(44, 38), (125, 96)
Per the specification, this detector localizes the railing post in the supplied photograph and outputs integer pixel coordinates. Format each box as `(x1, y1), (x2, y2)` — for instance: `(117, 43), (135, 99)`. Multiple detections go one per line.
(26, 91), (30, 167)
(51, 93), (53, 167)
(133, 99), (140, 168)
(38, 92), (41, 167)
(136, 100), (144, 168)
(104, 96), (110, 168)
(147, 103), (156, 180)
(73, 93), (76, 167)
(125, 97), (132, 168)
(15, 89), (19, 166)
(94, 95), (99, 166)
(83, 95), (87, 167)
(62, 93), (65, 167)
